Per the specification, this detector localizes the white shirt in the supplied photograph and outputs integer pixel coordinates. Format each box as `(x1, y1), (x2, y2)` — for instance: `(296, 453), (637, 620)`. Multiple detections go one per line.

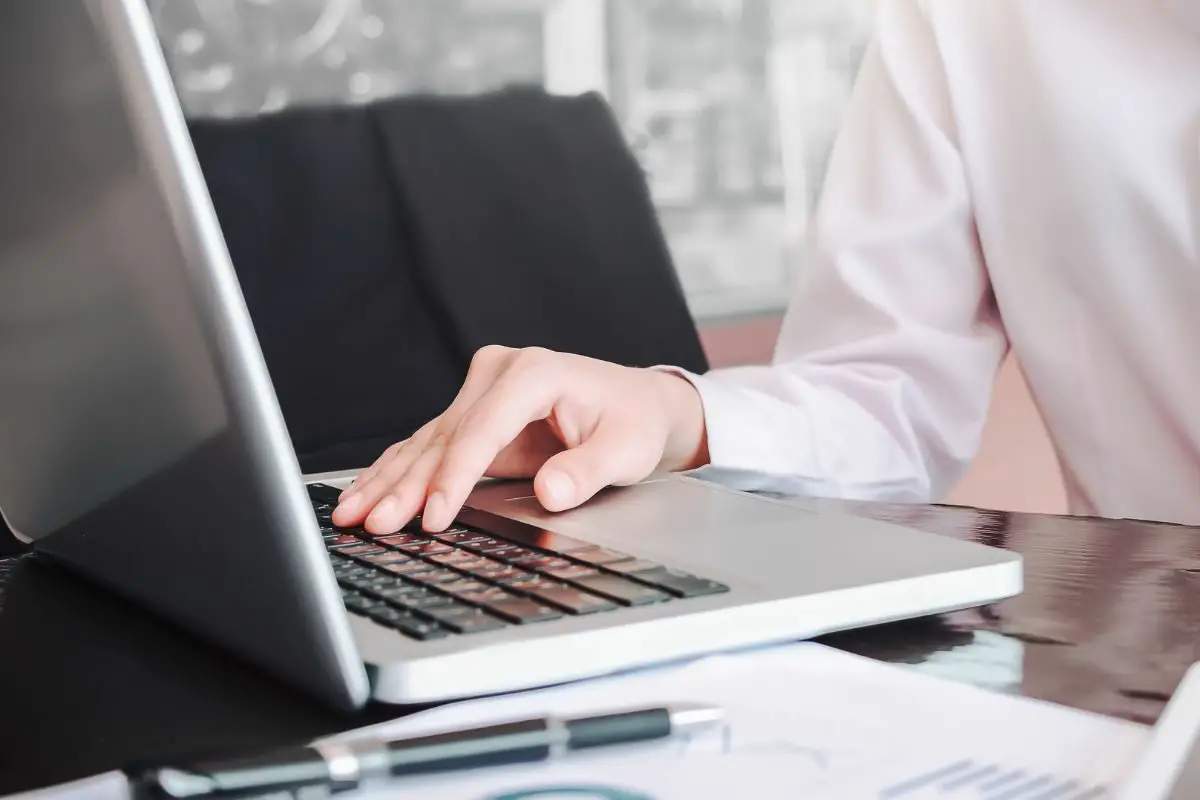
(681, 0), (1200, 524)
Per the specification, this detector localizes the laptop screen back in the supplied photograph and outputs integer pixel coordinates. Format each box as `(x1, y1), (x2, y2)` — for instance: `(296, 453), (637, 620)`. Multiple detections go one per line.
(0, 1), (228, 539)
(0, 0), (368, 709)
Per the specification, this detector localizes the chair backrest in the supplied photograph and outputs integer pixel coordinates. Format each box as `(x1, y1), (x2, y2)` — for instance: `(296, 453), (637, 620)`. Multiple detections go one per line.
(189, 106), (468, 474)
(188, 89), (707, 474)
(369, 88), (709, 375)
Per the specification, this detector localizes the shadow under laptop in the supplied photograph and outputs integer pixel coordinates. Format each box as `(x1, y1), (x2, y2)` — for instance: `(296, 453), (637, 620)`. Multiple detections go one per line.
(0, 557), (406, 795)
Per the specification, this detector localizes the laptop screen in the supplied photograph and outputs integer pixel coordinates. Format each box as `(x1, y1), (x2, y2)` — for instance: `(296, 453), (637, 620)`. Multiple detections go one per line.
(0, 1), (231, 540)
(0, 0), (369, 710)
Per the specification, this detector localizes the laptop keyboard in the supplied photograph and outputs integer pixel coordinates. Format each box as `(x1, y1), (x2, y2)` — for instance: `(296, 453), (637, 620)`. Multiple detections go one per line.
(307, 483), (729, 642)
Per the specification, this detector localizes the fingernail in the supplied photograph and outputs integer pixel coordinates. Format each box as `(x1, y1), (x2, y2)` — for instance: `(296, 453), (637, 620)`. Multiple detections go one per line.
(424, 493), (446, 529)
(542, 470), (575, 508)
(367, 497), (397, 527)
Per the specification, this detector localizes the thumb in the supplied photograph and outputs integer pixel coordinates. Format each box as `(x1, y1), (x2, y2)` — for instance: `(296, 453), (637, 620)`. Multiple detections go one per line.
(533, 423), (656, 512)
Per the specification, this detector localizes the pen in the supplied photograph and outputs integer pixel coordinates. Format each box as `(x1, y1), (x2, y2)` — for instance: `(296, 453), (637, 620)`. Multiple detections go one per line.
(130, 703), (724, 799)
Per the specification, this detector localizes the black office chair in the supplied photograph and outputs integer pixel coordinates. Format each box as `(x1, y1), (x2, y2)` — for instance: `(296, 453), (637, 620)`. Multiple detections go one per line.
(188, 88), (708, 475)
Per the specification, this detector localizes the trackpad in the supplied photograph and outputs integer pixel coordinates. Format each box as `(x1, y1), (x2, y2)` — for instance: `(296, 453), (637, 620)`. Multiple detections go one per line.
(473, 478), (992, 593)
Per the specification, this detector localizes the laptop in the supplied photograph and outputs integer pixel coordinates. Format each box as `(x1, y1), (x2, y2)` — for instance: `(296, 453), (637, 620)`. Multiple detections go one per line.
(0, 0), (1022, 712)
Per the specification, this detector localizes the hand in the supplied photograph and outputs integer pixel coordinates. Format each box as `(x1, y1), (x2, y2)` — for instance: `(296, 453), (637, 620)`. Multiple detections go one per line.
(332, 345), (709, 534)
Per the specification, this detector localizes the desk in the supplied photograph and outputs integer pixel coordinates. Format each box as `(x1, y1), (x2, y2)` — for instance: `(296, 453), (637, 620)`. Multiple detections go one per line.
(2, 500), (1199, 795)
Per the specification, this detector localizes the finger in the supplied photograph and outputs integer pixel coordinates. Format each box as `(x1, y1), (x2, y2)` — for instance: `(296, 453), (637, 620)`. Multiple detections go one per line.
(362, 438), (447, 535)
(339, 439), (406, 502)
(422, 372), (560, 531)
(334, 425), (438, 526)
(534, 420), (657, 512)
(335, 347), (514, 523)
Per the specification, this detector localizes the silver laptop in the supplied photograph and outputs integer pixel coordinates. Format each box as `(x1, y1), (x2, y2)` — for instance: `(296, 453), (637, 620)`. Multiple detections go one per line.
(0, 0), (1022, 711)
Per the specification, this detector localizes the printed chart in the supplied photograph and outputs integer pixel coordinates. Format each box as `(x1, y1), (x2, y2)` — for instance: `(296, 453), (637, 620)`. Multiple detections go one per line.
(333, 644), (1147, 800)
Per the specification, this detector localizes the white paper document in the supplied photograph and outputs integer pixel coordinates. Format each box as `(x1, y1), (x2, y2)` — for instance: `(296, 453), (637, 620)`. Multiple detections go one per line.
(329, 642), (1149, 800)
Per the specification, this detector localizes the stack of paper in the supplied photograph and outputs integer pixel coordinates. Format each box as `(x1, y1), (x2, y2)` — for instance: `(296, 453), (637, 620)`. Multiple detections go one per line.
(332, 642), (1149, 799)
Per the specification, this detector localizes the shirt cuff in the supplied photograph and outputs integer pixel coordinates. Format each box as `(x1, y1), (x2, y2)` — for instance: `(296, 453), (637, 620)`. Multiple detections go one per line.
(650, 365), (814, 494)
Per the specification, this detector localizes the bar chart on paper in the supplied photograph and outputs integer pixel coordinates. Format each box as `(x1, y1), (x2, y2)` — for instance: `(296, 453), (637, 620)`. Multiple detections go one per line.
(663, 724), (1125, 799)
(873, 759), (1113, 799)
(336, 643), (1148, 800)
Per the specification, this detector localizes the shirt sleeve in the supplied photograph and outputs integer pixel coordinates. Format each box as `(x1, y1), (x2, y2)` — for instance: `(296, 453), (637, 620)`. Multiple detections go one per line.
(672, 0), (1008, 503)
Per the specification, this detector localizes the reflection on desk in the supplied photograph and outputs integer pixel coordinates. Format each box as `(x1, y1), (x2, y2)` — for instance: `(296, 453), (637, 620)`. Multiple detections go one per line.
(0, 554), (23, 613)
(802, 499), (1200, 726)
(1, 499), (1199, 795)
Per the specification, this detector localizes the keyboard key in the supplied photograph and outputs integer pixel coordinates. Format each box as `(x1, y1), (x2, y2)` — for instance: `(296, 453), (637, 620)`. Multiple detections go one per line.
(405, 569), (462, 586)
(566, 574), (669, 606)
(307, 483), (343, 504)
(428, 550), (492, 571)
(488, 547), (539, 563)
(478, 597), (563, 625)
(430, 529), (490, 545)
(362, 583), (429, 602)
(364, 579), (423, 595)
(490, 573), (551, 590)
(453, 560), (498, 575)
(348, 552), (391, 565)
(339, 544), (386, 558)
(572, 548), (635, 566)
(365, 602), (410, 622)
(441, 578), (492, 597)
(460, 537), (510, 553)
(493, 570), (542, 587)
(419, 604), (507, 634)
(377, 533), (428, 547)
(631, 567), (730, 598)
(343, 593), (384, 615)
(604, 559), (665, 576)
(360, 551), (412, 566)
(396, 592), (456, 611)
(377, 559), (434, 577)
(540, 563), (599, 581)
(456, 587), (514, 605)
(472, 564), (531, 583)
(342, 593), (368, 613)
(394, 540), (454, 557)
(340, 572), (394, 591)
(510, 555), (574, 571)
(326, 535), (364, 549)
(525, 584), (617, 615)
(367, 607), (449, 640)
(333, 562), (374, 579)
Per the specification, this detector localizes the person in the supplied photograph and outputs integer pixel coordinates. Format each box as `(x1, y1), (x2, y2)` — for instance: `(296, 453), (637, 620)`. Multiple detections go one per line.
(334, 0), (1200, 534)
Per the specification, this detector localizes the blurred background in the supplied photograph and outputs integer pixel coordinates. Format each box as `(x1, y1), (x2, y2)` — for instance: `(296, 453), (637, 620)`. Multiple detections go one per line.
(148, 0), (872, 320)
(146, 0), (1065, 515)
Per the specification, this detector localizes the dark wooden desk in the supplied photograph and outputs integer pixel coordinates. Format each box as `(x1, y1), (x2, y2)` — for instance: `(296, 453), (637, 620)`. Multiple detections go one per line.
(2, 500), (1199, 794)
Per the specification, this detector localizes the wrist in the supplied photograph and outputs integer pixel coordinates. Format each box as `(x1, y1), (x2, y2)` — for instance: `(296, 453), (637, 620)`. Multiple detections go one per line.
(650, 370), (710, 472)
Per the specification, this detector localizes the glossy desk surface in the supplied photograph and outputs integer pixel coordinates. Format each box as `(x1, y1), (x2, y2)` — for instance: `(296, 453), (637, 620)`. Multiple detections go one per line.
(2, 499), (1199, 793)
